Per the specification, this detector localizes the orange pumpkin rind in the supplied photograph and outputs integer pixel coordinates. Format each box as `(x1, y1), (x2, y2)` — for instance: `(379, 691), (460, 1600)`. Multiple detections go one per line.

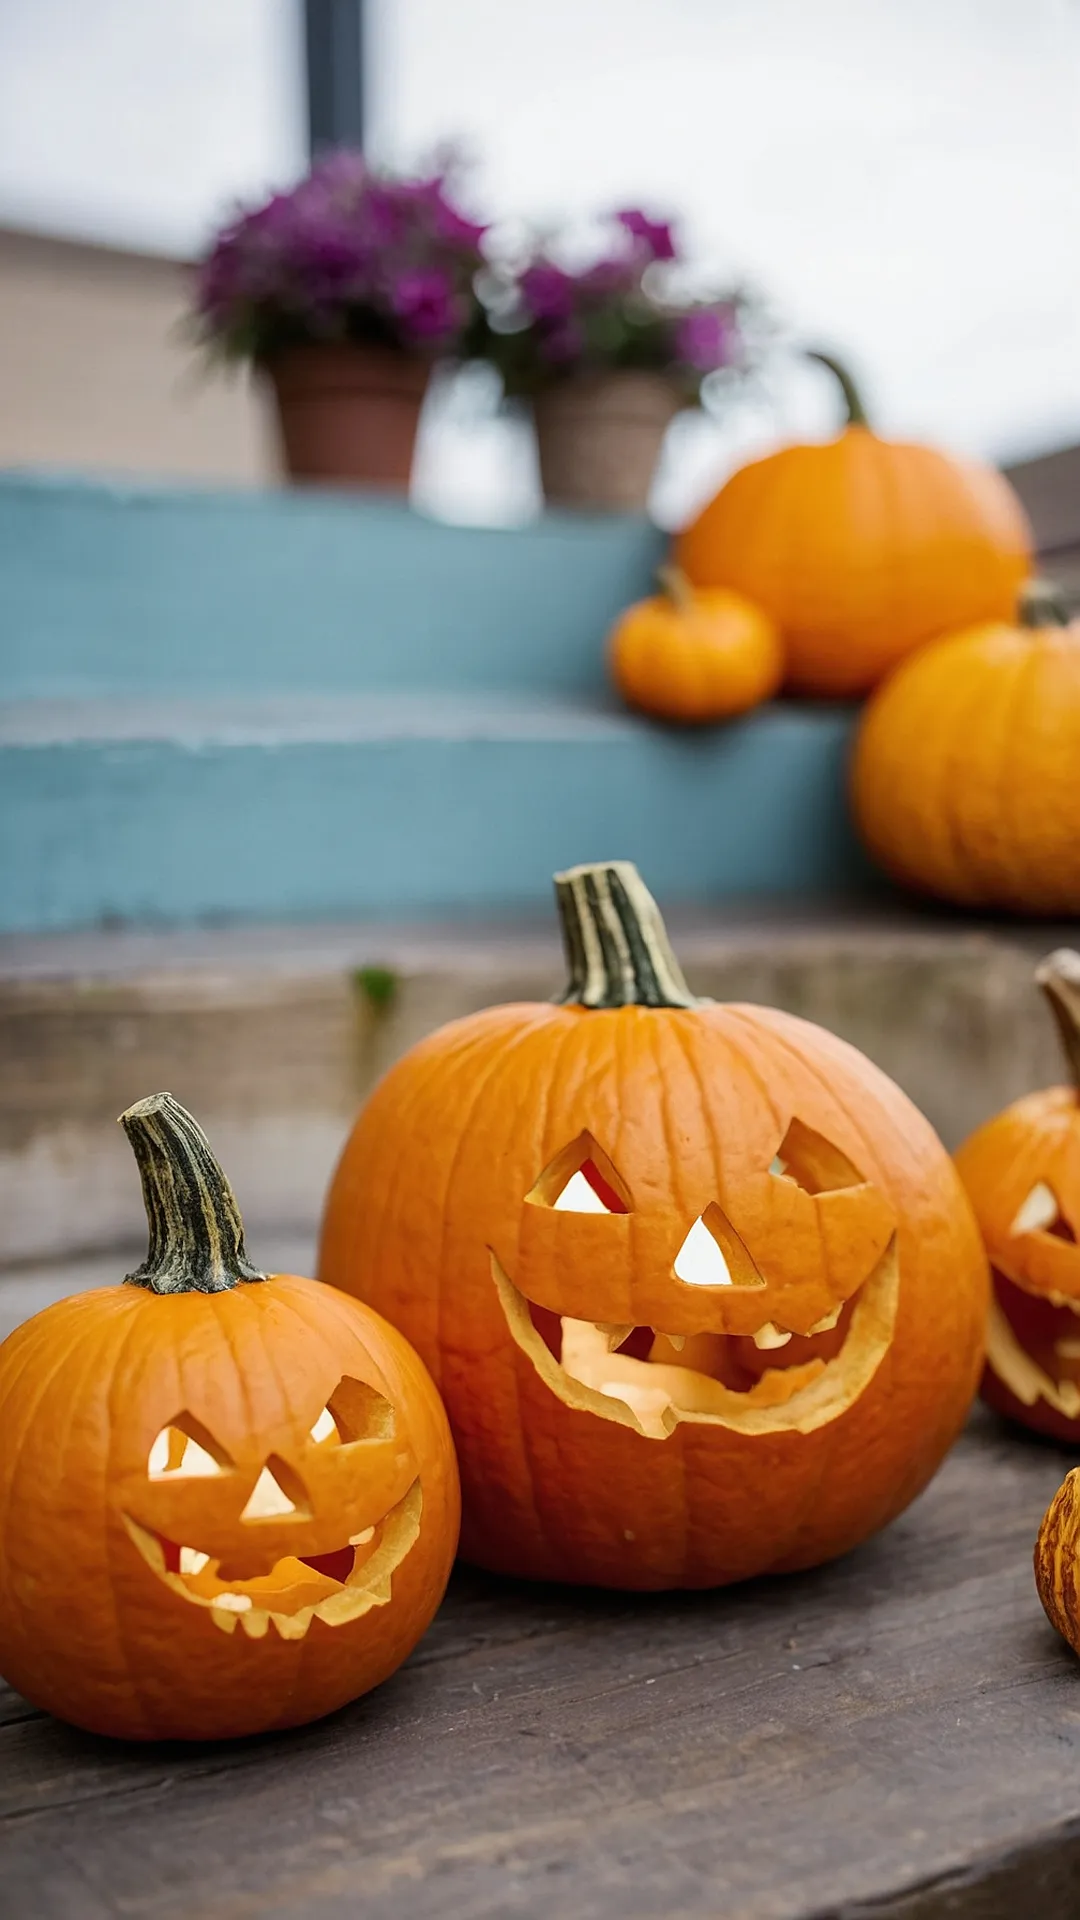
(0, 1094), (460, 1740)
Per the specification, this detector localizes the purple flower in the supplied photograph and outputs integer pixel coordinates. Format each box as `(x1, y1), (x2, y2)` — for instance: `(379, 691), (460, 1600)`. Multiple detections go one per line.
(194, 151), (487, 361)
(520, 262), (576, 322)
(577, 256), (638, 299)
(540, 318), (585, 365)
(676, 308), (738, 372)
(431, 197), (488, 250)
(616, 209), (677, 262)
(390, 268), (461, 343)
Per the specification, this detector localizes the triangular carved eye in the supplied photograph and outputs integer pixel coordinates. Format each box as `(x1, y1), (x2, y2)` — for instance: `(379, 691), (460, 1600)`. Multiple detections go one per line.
(1011, 1182), (1077, 1242)
(148, 1414), (232, 1479)
(323, 1376), (396, 1442)
(528, 1132), (632, 1214)
(770, 1118), (865, 1195)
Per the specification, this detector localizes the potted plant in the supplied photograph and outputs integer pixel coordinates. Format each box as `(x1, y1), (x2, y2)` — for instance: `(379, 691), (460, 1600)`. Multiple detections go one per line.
(194, 152), (488, 491)
(475, 210), (748, 513)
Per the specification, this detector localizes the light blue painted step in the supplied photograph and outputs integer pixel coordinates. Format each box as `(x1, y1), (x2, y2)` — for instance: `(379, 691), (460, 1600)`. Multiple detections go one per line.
(0, 474), (666, 699)
(0, 694), (870, 932)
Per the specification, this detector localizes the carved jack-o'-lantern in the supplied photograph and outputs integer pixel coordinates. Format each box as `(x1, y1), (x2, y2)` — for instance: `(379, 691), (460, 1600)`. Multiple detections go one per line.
(955, 952), (1080, 1442)
(0, 1094), (459, 1741)
(320, 862), (988, 1589)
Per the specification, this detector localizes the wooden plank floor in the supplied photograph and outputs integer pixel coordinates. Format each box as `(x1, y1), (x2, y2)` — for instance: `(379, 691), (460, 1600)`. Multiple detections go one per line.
(4, 1281), (1080, 1916)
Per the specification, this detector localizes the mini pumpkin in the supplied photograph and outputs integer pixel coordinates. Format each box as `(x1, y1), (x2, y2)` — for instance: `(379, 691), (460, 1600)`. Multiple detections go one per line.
(675, 351), (1031, 697)
(1035, 1468), (1080, 1656)
(852, 583), (1080, 913)
(608, 566), (782, 724)
(319, 861), (988, 1590)
(0, 1093), (459, 1741)
(954, 952), (1080, 1442)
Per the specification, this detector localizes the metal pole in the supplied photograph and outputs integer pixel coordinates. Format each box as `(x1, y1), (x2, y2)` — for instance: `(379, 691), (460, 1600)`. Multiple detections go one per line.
(304, 0), (366, 155)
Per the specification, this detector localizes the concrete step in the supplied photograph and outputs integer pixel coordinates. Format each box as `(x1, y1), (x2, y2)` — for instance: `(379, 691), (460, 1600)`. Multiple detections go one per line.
(0, 904), (1070, 1267)
(0, 1238), (318, 1346)
(0, 473), (664, 700)
(0, 693), (866, 932)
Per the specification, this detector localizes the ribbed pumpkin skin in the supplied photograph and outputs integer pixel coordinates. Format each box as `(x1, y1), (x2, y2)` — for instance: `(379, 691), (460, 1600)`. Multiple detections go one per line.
(676, 431), (1030, 697)
(609, 586), (782, 723)
(319, 1000), (987, 1590)
(852, 616), (1080, 912)
(0, 1277), (459, 1740)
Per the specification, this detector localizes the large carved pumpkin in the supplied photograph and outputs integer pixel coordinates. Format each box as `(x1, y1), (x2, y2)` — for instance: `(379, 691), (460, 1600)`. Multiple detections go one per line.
(852, 584), (1080, 913)
(675, 351), (1031, 697)
(955, 952), (1080, 1442)
(0, 1094), (459, 1741)
(319, 861), (988, 1590)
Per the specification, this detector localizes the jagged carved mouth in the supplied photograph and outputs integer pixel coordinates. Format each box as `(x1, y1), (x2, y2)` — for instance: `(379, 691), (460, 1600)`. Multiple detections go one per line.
(492, 1238), (899, 1438)
(987, 1275), (1080, 1420)
(123, 1480), (422, 1640)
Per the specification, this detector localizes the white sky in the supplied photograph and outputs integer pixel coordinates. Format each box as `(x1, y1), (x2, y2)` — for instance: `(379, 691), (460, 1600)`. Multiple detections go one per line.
(1, 0), (1078, 520)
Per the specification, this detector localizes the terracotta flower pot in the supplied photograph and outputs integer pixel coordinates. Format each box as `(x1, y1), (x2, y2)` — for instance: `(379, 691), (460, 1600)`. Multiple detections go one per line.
(533, 371), (682, 513)
(264, 343), (432, 491)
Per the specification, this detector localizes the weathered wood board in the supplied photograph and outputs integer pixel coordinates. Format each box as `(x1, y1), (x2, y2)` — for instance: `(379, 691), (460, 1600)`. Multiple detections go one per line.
(3, 1399), (1080, 1919)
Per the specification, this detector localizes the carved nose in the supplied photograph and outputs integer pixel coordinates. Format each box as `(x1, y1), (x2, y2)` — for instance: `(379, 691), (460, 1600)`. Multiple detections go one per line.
(673, 1206), (766, 1289)
(674, 1216), (732, 1287)
(240, 1457), (310, 1521)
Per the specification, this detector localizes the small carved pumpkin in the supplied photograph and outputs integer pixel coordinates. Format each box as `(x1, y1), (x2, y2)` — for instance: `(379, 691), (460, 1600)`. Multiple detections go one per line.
(608, 566), (782, 724)
(676, 350), (1031, 697)
(0, 1094), (459, 1741)
(852, 584), (1080, 913)
(320, 861), (987, 1590)
(955, 952), (1080, 1442)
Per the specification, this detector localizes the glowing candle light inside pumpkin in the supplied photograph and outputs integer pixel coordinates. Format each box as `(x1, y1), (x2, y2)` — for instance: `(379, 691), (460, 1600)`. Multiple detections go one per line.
(674, 1217), (732, 1287)
(553, 1170), (611, 1214)
(310, 1406), (337, 1443)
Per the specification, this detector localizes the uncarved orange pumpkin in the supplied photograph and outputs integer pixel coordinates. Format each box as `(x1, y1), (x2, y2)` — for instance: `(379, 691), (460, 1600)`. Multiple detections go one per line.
(955, 951), (1080, 1443)
(608, 566), (782, 723)
(852, 583), (1080, 912)
(676, 351), (1031, 698)
(0, 1093), (459, 1741)
(319, 861), (987, 1591)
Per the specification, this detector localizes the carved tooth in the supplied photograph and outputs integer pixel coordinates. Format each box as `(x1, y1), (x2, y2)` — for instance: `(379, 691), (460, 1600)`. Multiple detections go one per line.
(753, 1322), (793, 1350)
(666, 1334), (686, 1352)
(212, 1591), (251, 1613)
(179, 1546), (210, 1575)
(240, 1607), (270, 1639)
(349, 1525), (375, 1546)
(808, 1305), (843, 1336)
(271, 1608), (313, 1641)
(1056, 1337), (1080, 1360)
(210, 1605), (241, 1635)
(598, 1323), (634, 1352)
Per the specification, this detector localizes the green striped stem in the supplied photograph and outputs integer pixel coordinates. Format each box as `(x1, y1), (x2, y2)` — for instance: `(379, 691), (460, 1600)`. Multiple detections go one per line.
(1037, 951), (1080, 1091)
(120, 1092), (265, 1294)
(553, 861), (702, 1011)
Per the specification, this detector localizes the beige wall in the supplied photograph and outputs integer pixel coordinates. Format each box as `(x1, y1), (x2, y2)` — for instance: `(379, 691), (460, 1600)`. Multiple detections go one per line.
(0, 225), (274, 484)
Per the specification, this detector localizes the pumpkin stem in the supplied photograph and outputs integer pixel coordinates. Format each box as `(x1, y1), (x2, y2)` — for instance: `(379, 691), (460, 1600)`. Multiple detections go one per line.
(1020, 579), (1072, 630)
(120, 1092), (266, 1294)
(657, 564), (695, 613)
(805, 349), (869, 429)
(1036, 951), (1080, 1091)
(553, 861), (702, 1010)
